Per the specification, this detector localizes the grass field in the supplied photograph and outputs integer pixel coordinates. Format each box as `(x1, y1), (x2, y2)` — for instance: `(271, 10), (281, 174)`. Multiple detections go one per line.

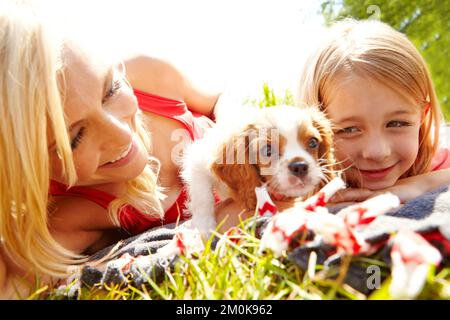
(33, 216), (450, 300)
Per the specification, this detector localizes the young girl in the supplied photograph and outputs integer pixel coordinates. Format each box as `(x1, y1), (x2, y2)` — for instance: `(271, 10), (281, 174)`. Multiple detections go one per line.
(0, 2), (240, 298)
(298, 19), (450, 203)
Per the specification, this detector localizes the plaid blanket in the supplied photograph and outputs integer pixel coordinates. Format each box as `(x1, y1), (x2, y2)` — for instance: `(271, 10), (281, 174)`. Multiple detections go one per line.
(59, 185), (450, 299)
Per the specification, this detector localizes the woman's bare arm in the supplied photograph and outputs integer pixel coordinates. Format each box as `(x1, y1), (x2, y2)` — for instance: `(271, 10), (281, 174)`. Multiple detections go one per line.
(214, 198), (252, 233)
(124, 55), (221, 118)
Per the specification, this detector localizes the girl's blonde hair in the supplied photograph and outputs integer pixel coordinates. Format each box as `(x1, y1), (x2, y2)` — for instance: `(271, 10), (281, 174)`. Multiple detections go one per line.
(298, 19), (442, 177)
(0, 2), (164, 278)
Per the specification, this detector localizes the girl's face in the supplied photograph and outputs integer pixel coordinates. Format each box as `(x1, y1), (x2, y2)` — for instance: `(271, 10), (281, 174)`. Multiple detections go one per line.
(326, 75), (421, 190)
(48, 44), (148, 189)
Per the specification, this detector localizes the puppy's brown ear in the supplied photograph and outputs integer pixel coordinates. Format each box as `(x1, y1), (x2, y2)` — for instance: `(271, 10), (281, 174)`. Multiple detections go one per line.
(211, 128), (261, 212)
(310, 108), (336, 182)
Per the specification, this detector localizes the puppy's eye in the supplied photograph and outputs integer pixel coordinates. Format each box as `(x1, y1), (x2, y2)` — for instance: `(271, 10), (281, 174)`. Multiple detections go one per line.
(261, 144), (272, 157)
(308, 137), (319, 149)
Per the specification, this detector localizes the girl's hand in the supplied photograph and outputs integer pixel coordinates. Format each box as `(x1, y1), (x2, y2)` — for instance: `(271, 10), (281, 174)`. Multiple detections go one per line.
(330, 176), (427, 204)
(330, 176), (429, 203)
(376, 176), (428, 203)
(329, 188), (375, 203)
(330, 169), (450, 204)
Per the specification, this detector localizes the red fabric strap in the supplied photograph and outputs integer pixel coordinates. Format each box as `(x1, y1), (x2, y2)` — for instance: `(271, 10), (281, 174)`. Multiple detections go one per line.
(49, 180), (113, 209)
(133, 89), (214, 140)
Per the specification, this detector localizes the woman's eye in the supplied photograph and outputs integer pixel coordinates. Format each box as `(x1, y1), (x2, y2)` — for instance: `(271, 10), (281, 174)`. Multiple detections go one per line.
(387, 120), (410, 128)
(308, 137), (319, 149)
(336, 127), (359, 135)
(103, 78), (122, 104)
(70, 127), (85, 150)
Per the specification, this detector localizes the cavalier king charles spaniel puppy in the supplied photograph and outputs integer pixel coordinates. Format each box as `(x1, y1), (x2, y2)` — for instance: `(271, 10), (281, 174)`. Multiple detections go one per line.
(181, 105), (336, 236)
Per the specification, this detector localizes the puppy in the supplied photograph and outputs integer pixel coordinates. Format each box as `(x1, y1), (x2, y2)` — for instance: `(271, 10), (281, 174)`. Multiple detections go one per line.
(181, 105), (336, 236)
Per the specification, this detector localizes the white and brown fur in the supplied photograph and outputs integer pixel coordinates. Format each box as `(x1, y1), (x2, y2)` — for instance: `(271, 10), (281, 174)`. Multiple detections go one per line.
(181, 105), (336, 236)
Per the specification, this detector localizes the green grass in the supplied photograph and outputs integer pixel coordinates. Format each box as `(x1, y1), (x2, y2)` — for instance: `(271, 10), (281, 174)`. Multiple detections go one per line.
(31, 216), (450, 300)
(244, 82), (295, 108)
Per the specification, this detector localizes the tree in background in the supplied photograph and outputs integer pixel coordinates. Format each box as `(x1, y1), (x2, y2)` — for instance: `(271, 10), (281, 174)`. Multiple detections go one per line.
(321, 0), (449, 120)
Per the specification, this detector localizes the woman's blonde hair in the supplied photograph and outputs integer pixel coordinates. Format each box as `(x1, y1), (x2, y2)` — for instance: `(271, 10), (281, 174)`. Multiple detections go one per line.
(0, 1), (81, 277)
(0, 2), (164, 278)
(298, 19), (442, 178)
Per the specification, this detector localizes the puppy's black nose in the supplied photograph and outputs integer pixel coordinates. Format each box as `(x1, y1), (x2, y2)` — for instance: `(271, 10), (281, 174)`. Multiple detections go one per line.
(288, 161), (309, 177)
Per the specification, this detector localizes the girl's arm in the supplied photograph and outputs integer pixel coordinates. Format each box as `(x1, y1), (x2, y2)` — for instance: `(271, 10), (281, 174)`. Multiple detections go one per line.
(331, 168), (450, 203)
(124, 55), (221, 118)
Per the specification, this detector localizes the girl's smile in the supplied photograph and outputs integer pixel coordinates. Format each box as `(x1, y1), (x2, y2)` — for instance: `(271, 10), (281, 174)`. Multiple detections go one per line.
(357, 162), (398, 180)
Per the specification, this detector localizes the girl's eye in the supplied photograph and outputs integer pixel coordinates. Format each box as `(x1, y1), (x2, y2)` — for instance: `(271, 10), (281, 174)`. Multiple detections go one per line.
(70, 127), (85, 150)
(308, 137), (319, 149)
(387, 120), (410, 128)
(336, 127), (359, 135)
(102, 78), (122, 104)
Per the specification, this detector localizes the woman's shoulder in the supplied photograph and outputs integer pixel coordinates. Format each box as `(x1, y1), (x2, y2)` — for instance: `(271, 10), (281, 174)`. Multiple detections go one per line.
(123, 54), (185, 100)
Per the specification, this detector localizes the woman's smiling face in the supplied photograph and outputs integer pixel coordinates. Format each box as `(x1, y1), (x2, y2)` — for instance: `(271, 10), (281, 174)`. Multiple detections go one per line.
(325, 75), (421, 190)
(48, 43), (148, 188)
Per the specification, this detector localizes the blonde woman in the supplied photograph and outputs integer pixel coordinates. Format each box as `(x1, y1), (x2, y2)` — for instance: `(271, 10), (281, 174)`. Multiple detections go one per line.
(0, 2), (236, 298)
(298, 19), (450, 203)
